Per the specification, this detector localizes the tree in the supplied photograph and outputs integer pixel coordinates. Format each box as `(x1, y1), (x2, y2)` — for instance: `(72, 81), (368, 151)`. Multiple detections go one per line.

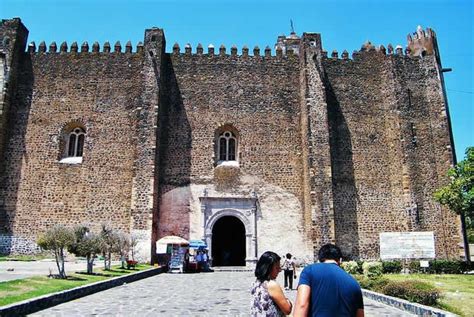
(129, 233), (139, 262)
(434, 146), (474, 263)
(37, 225), (75, 279)
(68, 225), (103, 274)
(116, 231), (131, 269)
(99, 224), (121, 270)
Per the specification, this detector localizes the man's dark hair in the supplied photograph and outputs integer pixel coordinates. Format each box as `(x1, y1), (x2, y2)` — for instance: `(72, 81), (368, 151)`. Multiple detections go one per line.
(286, 253), (292, 259)
(318, 244), (342, 262)
(255, 251), (281, 282)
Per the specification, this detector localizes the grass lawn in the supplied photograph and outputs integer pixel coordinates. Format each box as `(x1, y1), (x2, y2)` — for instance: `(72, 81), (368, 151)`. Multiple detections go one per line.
(0, 263), (153, 307)
(384, 274), (474, 317)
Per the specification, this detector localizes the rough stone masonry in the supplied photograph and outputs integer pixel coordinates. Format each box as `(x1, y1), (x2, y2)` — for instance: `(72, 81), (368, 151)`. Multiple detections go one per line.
(0, 18), (462, 264)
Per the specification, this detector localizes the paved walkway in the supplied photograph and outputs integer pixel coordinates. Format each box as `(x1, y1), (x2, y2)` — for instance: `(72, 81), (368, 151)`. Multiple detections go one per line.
(32, 271), (415, 316)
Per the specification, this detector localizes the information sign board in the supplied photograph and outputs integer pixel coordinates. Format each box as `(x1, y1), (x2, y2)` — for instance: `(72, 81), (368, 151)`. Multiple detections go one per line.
(379, 232), (435, 259)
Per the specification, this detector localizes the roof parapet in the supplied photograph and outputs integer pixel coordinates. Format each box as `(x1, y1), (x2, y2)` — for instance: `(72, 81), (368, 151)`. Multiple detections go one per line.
(219, 44), (226, 56)
(26, 40), (142, 53)
(81, 41), (89, 53)
(196, 43), (203, 55)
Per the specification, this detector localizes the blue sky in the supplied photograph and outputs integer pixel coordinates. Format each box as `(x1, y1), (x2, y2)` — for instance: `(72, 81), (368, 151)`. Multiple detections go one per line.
(2, 0), (472, 161)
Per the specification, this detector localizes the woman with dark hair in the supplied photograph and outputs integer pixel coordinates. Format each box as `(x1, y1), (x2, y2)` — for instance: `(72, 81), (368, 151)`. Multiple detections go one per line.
(251, 251), (293, 316)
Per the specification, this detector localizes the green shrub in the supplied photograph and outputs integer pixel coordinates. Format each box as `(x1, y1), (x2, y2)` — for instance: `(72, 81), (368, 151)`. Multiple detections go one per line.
(355, 275), (389, 292)
(381, 280), (440, 306)
(355, 260), (364, 274)
(341, 261), (359, 275)
(362, 261), (383, 279)
(408, 259), (470, 274)
(382, 261), (402, 274)
(408, 260), (421, 273)
(428, 260), (462, 274)
(460, 260), (474, 273)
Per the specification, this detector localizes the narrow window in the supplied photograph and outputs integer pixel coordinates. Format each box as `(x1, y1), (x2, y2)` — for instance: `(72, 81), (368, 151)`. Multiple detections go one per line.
(67, 127), (85, 158)
(68, 134), (76, 157)
(218, 131), (237, 161)
(228, 138), (236, 160)
(219, 137), (227, 160)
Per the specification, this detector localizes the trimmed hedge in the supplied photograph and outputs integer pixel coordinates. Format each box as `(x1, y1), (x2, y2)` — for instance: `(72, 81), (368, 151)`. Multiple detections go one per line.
(345, 259), (472, 275)
(382, 261), (402, 274)
(381, 280), (440, 306)
(355, 276), (441, 307)
(408, 260), (472, 274)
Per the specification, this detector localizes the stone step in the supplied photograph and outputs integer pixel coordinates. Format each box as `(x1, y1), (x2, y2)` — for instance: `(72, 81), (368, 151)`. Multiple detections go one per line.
(211, 266), (253, 272)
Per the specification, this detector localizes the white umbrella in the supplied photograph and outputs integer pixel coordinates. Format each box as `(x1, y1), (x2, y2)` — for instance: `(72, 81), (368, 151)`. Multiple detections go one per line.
(156, 236), (189, 255)
(156, 235), (189, 246)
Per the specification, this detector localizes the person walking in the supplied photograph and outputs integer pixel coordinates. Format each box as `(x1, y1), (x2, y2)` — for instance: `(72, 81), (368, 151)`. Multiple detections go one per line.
(195, 250), (204, 272)
(251, 251), (293, 316)
(293, 244), (364, 317)
(282, 253), (297, 290)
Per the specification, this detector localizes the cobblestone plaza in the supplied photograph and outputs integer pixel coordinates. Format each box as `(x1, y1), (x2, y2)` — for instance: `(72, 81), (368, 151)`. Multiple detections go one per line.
(32, 271), (414, 316)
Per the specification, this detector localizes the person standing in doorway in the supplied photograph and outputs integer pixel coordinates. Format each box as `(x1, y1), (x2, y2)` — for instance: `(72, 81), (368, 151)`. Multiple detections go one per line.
(294, 244), (364, 317)
(282, 253), (297, 290)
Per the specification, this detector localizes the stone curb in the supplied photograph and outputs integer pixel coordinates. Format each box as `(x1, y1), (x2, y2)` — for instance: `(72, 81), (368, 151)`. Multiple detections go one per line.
(0, 266), (166, 316)
(362, 289), (459, 317)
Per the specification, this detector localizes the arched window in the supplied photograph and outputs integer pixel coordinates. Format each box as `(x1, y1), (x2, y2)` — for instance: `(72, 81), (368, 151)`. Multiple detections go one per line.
(218, 131), (237, 161)
(67, 127), (85, 157)
(59, 124), (86, 164)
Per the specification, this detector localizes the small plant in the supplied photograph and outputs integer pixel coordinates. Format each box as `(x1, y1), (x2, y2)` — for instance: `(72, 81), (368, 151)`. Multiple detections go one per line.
(37, 225), (75, 279)
(362, 261), (383, 279)
(341, 261), (359, 275)
(381, 280), (440, 306)
(382, 261), (402, 274)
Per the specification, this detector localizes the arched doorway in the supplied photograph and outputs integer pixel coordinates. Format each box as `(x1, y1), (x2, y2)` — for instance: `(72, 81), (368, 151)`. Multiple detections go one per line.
(212, 216), (246, 266)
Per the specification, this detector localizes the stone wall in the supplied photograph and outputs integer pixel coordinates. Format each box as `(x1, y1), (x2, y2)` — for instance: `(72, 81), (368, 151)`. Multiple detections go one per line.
(0, 19), (28, 184)
(0, 47), (145, 253)
(0, 18), (462, 260)
(156, 47), (313, 260)
(325, 46), (460, 259)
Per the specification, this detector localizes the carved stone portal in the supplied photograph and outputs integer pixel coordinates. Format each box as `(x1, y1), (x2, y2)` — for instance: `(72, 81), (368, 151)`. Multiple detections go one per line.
(199, 196), (258, 267)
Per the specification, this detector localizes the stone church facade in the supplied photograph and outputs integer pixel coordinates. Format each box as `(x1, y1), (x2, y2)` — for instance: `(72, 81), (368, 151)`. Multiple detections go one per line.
(0, 18), (463, 264)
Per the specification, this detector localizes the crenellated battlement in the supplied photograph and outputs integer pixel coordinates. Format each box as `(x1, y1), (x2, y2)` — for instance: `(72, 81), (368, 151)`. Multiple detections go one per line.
(170, 42), (294, 59)
(324, 26), (437, 62)
(323, 42), (406, 61)
(26, 40), (144, 54)
(407, 26), (437, 57)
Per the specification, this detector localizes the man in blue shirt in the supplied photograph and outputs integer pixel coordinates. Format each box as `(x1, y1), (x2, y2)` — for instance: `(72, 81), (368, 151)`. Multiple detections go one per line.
(294, 244), (364, 317)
